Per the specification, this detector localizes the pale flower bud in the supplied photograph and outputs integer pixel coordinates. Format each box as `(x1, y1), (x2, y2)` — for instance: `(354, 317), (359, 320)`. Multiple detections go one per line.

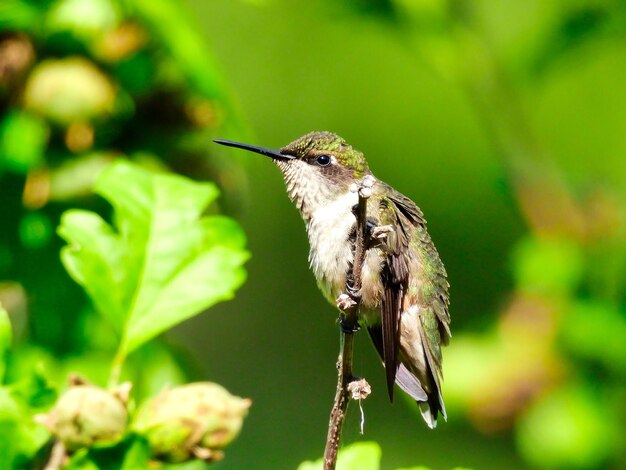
(133, 382), (251, 462)
(37, 382), (128, 450)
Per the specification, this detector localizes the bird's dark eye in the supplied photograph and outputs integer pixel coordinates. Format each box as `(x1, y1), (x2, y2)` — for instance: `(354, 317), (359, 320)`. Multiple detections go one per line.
(316, 154), (332, 167)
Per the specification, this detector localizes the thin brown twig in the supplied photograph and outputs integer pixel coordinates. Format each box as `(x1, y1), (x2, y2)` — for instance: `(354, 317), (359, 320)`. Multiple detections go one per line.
(323, 176), (373, 470)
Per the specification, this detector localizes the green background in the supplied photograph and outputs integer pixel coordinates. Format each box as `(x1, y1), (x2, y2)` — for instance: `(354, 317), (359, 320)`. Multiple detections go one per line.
(1, 0), (625, 469)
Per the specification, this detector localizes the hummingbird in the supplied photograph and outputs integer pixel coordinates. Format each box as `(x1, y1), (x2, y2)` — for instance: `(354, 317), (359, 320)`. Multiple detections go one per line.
(214, 132), (451, 428)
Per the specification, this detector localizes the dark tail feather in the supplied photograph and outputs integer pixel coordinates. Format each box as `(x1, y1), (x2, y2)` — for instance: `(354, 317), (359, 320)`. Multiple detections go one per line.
(368, 325), (446, 428)
(367, 326), (427, 402)
(380, 283), (402, 402)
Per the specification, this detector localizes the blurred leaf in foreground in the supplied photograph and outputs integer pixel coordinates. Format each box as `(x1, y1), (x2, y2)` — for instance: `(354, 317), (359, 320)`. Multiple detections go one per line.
(297, 441), (381, 470)
(0, 368), (55, 469)
(58, 161), (249, 365)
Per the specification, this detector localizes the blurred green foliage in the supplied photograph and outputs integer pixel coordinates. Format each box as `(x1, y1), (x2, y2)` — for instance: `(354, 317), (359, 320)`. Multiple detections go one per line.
(298, 442), (381, 470)
(0, 0), (252, 467)
(1, 0), (626, 469)
(297, 441), (471, 470)
(2, 161), (249, 467)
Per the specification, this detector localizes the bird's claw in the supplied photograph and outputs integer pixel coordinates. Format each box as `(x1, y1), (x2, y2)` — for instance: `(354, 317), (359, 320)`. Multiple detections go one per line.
(346, 281), (362, 300)
(365, 223), (394, 249)
(336, 293), (357, 311)
(370, 224), (394, 240)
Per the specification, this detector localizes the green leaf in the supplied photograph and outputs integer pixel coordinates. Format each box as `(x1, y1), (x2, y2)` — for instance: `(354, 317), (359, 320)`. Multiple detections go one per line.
(58, 161), (248, 357)
(0, 376), (54, 469)
(64, 449), (100, 470)
(0, 307), (11, 382)
(59, 210), (130, 331)
(0, 388), (20, 470)
(9, 367), (57, 411)
(128, 342), (187, 401)
(297, 442), (381, 470)
(120, 437), (151, 470)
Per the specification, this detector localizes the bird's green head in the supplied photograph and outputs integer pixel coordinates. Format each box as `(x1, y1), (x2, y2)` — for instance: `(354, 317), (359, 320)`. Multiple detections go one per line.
(214, 131), (371, 217)
(279, 131), (369, 179)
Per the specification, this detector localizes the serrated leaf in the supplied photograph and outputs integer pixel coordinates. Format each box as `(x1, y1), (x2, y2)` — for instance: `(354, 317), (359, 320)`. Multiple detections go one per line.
(60, 210), (131, 331)
(58, 161), (248, 357)
(297, 442), (381, 470)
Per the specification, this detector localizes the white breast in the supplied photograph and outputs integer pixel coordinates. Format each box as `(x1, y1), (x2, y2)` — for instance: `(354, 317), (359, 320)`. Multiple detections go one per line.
(307, 191), (383, 308)
(307, 191), (358, 299)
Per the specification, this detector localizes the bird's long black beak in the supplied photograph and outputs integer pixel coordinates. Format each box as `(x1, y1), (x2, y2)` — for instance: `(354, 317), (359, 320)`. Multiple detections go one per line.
(213, 139), (294, 160)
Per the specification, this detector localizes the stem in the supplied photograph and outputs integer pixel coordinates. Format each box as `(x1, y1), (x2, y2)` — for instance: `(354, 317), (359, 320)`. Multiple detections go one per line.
(323, 180), (370, 470)
(323, 332), (355, 469)
(108, 344), (127, 388)
(43, 441), (66, 470)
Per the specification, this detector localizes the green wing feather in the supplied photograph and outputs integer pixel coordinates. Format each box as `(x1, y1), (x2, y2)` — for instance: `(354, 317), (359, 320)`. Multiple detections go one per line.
(375, 182), (451, 423)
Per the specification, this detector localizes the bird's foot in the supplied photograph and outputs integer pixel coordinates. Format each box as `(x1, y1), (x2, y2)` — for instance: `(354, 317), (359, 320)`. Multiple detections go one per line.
(336, 293), (357, 311)
(345, 281), (361, 300)
(366, 223), (394, 248)
(370, 224), (394, 240)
